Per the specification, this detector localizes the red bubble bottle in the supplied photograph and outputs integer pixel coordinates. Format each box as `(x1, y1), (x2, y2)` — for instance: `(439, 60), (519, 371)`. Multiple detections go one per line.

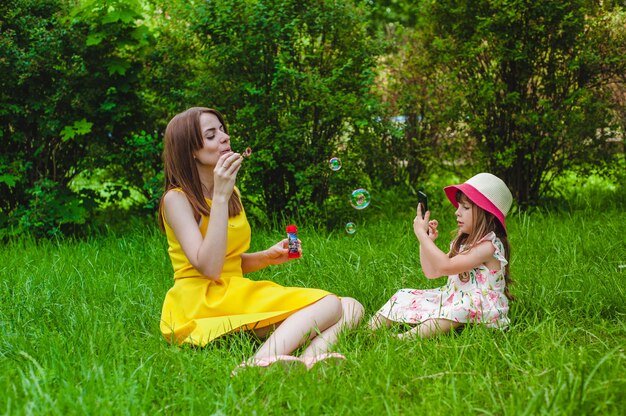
(286, 225), (301, 259)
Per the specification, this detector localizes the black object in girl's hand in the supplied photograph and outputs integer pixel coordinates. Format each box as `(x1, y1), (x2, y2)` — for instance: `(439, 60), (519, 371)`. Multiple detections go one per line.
(418, 191), (428, 219)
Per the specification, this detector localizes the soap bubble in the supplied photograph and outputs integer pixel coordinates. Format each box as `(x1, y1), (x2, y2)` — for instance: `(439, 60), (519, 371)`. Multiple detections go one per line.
(350, 188), (371, 210)
(242, 147), (252, 157)
(329, 157), (342, 171)
(345, 222), (356, 234)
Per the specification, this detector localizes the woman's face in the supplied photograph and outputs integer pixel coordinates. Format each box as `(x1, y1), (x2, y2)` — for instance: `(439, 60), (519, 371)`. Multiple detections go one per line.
(193, 112), (231, 166)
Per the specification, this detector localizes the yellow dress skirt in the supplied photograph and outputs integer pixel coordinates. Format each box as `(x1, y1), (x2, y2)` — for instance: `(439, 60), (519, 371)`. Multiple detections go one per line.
(160, 193), (330, 347)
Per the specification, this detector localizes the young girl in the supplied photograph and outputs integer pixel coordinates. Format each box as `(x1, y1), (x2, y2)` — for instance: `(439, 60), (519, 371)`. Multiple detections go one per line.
(369, 173), (514, 338)
(159, 107), (364, 372)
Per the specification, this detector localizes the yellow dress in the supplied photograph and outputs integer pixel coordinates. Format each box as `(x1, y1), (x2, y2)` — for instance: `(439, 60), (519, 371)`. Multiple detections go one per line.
(160, 189), (331, 346)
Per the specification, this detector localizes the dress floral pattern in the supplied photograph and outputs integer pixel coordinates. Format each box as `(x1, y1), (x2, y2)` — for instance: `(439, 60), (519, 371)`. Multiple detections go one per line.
(375, 232), (510, 329)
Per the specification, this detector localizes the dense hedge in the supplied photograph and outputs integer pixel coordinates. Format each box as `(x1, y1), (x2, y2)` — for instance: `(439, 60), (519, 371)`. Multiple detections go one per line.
(1, 0), (624, 237)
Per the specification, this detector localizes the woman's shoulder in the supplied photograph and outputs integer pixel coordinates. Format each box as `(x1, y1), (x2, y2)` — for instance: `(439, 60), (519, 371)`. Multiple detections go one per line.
(163, 188), (191, 209)
(164, 187), (184, 199)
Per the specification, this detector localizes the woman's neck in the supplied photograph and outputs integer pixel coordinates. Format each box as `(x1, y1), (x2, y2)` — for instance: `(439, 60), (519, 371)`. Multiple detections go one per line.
(196, 164), (214, 199)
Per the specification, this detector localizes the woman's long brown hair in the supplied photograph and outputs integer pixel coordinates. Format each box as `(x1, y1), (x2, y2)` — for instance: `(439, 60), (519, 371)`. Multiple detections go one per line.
(158, 107), (242, 231)
(449, 191), (514, 301)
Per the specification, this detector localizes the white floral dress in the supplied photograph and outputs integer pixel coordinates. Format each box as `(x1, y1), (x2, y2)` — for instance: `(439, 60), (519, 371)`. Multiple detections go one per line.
(375, 232), (510, 329)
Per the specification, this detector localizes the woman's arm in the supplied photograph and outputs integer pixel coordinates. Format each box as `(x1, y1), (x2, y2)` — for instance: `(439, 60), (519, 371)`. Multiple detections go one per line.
(241, 238), (294, 274)
(163, 190), (229, 281)
(163, 153), (243, 281)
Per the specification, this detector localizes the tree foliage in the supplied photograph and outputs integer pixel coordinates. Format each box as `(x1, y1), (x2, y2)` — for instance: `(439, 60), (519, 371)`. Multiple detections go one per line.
(427, 0), (625, 205)
(0, 0), (623, 237)
(372, 9), (467, 189)
(0, 0), (157, 236)
(189, 0), (381, 223)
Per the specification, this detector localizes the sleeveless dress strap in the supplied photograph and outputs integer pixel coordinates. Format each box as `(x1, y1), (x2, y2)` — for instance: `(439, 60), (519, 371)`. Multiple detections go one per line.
(478, 231), (508, 269)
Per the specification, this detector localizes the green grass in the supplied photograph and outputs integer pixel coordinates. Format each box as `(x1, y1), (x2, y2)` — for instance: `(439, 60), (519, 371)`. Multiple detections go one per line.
(1, 192), (625, 415)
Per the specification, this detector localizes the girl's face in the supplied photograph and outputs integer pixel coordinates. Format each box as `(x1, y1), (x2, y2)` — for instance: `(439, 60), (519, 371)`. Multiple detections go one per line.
(193, 112), (231, 166)
(455, 195), (474, 234)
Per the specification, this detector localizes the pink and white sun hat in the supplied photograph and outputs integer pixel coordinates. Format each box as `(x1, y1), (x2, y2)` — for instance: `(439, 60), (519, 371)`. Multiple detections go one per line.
(444, 173), (513, 234)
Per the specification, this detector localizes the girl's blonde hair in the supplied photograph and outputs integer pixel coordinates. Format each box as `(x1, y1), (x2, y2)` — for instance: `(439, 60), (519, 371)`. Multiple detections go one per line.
(158, 107), (243, 231)
(449, 191), (514, 301)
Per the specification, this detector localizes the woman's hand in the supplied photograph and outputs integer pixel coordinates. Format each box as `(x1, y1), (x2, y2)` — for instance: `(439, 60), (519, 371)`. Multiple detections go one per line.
(213, 152), (243, 201)
(240, 238), (300, 274)
(264, 238), (299, 265)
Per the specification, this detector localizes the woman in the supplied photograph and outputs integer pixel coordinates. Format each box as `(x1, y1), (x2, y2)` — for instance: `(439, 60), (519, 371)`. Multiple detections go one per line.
(158, 107), (363, 373)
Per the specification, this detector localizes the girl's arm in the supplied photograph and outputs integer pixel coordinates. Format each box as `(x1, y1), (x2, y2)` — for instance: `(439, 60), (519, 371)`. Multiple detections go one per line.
(414, 204), (495, 278)
(240, 238), (295, 274)
(415, 206), (441, 278)
(417, 232), (495, 278)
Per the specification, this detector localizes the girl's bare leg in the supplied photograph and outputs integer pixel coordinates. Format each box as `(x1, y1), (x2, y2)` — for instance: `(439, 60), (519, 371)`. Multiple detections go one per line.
(368, 313), (394, 331)
(396, 318), (461, 339)
(252, 295), (342, 359)
(300, 297), (364, 359)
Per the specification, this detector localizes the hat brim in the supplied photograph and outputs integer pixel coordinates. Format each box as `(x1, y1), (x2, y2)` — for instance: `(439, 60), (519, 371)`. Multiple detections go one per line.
(444, 183), (508, 235)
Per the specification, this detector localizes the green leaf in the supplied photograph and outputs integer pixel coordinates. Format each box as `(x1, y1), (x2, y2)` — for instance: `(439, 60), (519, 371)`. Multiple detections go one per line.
(60, 119), (93, 142)
(106, 59), (131, 76)
(102, 9), (137, 25)
(131, 26), (150, 41)
(117, 9), (137, 24)
(61, 125), (76, 142)
(73, 119), (93, 135)
(0, 174), (20, 187)
(102, 10), (122, 24)
(101, 102), (116, 111)
(86, 32), (105, 46)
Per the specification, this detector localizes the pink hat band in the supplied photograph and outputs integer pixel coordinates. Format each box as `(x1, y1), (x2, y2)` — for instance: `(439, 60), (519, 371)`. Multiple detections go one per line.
(444, 173), (513, 234)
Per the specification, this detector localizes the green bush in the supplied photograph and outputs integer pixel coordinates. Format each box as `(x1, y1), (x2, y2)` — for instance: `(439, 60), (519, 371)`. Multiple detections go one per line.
(4, 179), (87, 238)
(0, 0), (164, 237)
(189, 0), (382, 225)
(426, 0), (625, 206)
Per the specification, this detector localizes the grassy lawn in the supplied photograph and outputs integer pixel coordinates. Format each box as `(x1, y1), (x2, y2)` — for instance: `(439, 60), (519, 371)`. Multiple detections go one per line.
(1, 185), (625, 415)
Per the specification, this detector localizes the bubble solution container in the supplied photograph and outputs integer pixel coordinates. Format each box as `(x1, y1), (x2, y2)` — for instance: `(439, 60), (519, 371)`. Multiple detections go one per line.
(286, 225), (301, 259)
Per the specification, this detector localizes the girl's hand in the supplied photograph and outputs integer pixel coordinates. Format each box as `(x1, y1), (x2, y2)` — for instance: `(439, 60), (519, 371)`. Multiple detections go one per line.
(264, 238), (298, 265)
(414, 203), (438, 240)
(213, 152), (243, 200)
(426, 220), (439, 241)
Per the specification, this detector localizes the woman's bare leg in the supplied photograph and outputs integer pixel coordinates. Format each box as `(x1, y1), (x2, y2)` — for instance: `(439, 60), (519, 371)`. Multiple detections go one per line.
(252, 295), (342, 359)
(300, 297), (364, 359)
(252, 324), (276, 339)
